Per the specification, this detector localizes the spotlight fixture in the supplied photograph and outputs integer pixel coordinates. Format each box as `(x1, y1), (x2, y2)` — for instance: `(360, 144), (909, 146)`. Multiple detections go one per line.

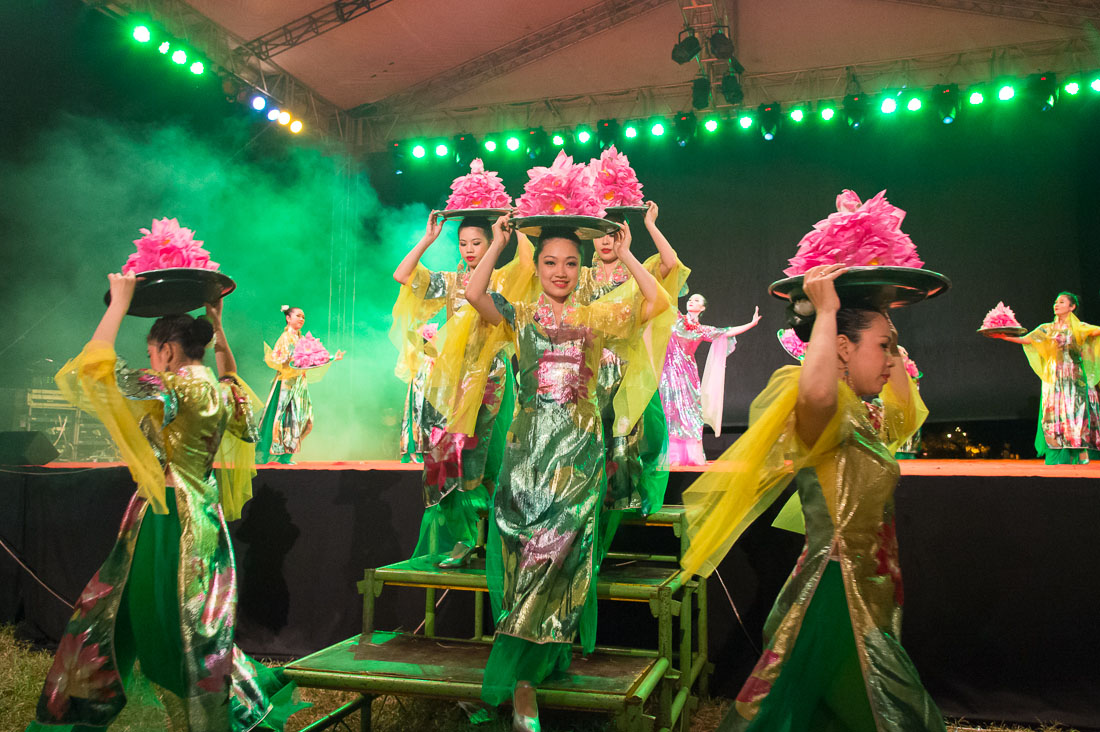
(623, 122), (639, 139)
(1063, 79), (1080, 96)
(133, 25), (152, 43)
(526, 127), (549, 157)
(575, 126), (593, 144)
(455, 133), (479, 164)
(189, 61), (204, 75)
(483, 138), (498, 152)
(158, 41), (170, 54)
(251, 95), (267, 111)
(266, 108), (280, 121)
(1025, 72), (1057, 111)
(843, 93), (868, 128)
(597, 119), (621, 148)
(707, 29), (734, 60)
(997, 82), (1016, 101)
(551, 133), (566, 147)
(674, 111), (697, 146)
(505, 135), (521, 152)
(737, 114), (753, 130)
(932, 84), (958, 123)
(411, 144), (427, 159)
(703, 117), (719, 133)
(788, 106), (806, 123)
(434, 142), (449, 157)
(692, 76), (711, 110)
(820, 105), (836, 121)
(880, 96), (898, 114)
(290, 120), (303, 134)
(671, 29), (702, 65)
(650, 119), (666, 137)
(720, 72), (744, 105)
(758, 102), (780, 140)
(171, 49), (187, 65)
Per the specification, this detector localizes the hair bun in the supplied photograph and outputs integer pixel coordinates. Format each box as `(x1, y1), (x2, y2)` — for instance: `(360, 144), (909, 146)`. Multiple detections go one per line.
(189, 317), (215, 346)
(280, 304), (290, 313)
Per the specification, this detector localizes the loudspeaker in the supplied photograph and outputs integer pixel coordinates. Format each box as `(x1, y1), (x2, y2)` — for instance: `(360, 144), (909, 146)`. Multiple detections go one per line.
(0, 431), (60, 465)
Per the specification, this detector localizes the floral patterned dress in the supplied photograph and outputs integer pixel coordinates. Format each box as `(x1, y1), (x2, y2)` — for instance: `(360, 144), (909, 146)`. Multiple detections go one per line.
(30, 342), (304, 731)
(395, 263), (515, 559)
(256, 329), (312, 464)
(481, 288), (659, 705)
(681, 366), (942, 732)
(1023, 318), (1100, 464)
(659, 312), (737, 465)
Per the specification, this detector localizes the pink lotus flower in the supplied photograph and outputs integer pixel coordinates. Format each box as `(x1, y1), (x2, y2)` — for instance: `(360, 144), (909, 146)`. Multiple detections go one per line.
(291, 332), (331, 368)
(783, 190), (924, 276)
(73, 571), (113, 618)
(122, 217), (219, 274)
(903, 353), (920, 380)
(514, 150), (606, 218)
(419, 323), (439, 342)
(445, 158), (512, 210)
(981, 301), (1022, 330)
(43, 629), (117, 719)
(589, 146), (644, 207)
(520, 527), (576, 569)
(424, 426), (476, 488)
(777, 329), (806, 361)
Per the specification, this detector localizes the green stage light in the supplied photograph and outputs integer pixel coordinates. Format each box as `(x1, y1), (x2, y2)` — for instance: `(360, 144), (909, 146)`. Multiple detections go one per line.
(969, 90), (984, 105)
(189, 61), (204, 75)
(997, 84), (1015, 101)
(171, 49), (187, 65)
(505, 136), (521, 151)
(133, 25), (151, 43)
(552, 133), (565, 146)
(650, 122), (665, 136)
(880, 97), (897, 114)
(820, 106), (836, 121)
(412, 144), (426, 158)
(576, 129), (592, 144)
(789, 108), (804, 122)
(906, 97), (922, 111)
(1091, 77), (1100, 92)
(738, 115), (753, 129)
(624, 125), (638, 138)
(435, 143), (449, 157)
(483, 139), (497, 152)
(158, 41), (170, 54)
(1064, 81), (1080, 95)
(703, 118), (719, 132)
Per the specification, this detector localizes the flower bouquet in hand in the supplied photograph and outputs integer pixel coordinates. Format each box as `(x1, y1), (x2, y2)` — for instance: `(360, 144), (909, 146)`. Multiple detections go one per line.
(291, 332), (332, 369)
(107, 217), (235, 317)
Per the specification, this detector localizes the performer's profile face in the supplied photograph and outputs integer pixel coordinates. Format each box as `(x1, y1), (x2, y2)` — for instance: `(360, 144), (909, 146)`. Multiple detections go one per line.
(839, 313), (896, 397)
(537, 238), (580, 301)
(458, 226), (490, 269)
(1053, 295), (1075, 317)
(285, 308), (305, 330)
(686, 294), (706, 314)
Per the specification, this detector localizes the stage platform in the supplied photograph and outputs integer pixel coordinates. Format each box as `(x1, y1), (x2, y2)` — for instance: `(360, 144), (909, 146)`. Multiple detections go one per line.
(3, 459), (1099, 729)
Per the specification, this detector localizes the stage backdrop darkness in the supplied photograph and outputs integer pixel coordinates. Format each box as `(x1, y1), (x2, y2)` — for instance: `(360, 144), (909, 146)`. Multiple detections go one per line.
(366, 106), (1100, 430)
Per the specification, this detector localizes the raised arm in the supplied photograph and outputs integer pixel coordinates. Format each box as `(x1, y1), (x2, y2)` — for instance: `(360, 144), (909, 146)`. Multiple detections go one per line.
(392, 211), (444, 285)
(795, 264), (846, 447)
(614, 222), (662, 321)
(92, 273), (137, 346)
(994, 334), (1032, 345)
(205, 298), (236, 377)
(643, 201), (677, 279)
(722, 307), (762, 338)
(464, 215), (510, 326)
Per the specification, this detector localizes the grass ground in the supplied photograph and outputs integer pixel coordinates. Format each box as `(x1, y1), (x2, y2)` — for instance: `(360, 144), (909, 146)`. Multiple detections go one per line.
(1, 627), (1081, 732)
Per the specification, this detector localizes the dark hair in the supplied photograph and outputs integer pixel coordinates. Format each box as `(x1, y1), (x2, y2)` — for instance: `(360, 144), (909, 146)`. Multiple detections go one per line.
(535, 227), (582, 259)
(281, 305), (302, 321)
(788, 303), (882, 343)
(147, 314), (214, 361)
(457, 216), (492, 241)
(1057, 291), (1079, 310)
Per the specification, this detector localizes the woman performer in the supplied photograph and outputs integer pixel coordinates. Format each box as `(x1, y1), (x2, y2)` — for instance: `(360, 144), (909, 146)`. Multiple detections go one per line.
(391, 211), (530, 567)
(681, 264), (945, 732)
(993, 291), (1100, 464)
(659, 293), (761, 465)
(28, 273), (306, 731)
(460, 215), (667, 731)
(256, 305), (343, 464)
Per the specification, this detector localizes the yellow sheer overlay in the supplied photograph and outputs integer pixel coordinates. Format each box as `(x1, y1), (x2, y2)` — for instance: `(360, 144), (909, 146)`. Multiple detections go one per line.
(679, 366), (925, 579)
(1023, 312), (1100, 387)
(216, 374), (261, 521)
(55, 341), (169, 514)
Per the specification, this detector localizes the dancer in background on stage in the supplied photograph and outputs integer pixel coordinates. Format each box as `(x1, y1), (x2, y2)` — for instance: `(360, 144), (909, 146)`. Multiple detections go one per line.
(256, 305), (343, 464)
(391, 206), (533, 568)
(456, 213), (667, 730)
(659, 293), (761, 466)
(992, 291), (1100, 464)
(28, 273), (306, 731)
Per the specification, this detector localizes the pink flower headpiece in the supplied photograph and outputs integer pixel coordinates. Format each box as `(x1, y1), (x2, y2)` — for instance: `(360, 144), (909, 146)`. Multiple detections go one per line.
(589, 146), (644, 207)
(445, 158), (512, 210)
(514, 150), (606, 218)
(903, 352), (921, 380)
(981, 301), (1023, 330)
(291, 332), (331, 369)
(777, 329), (807, 361)
(783, 190), (924, 277)
(122, 218), (219, 274)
